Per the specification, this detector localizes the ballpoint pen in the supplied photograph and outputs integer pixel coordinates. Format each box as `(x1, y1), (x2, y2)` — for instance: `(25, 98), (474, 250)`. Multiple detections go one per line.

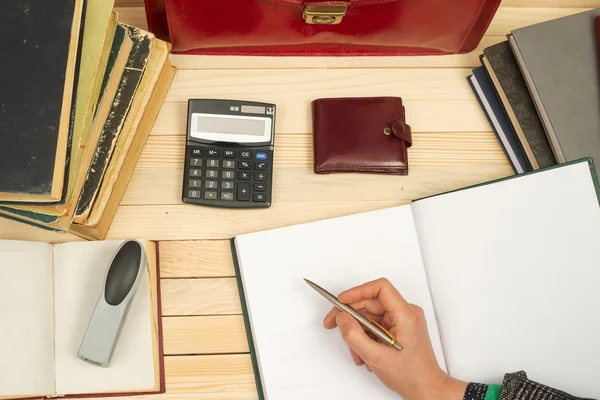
(304, 278), (403, 351)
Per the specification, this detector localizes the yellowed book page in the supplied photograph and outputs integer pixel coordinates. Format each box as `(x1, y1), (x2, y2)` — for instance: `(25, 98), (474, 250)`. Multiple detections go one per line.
(86, 38), (170, 227)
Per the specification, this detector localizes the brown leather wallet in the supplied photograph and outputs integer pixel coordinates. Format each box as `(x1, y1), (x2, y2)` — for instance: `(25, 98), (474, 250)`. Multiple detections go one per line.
(312, 97), (412, 175)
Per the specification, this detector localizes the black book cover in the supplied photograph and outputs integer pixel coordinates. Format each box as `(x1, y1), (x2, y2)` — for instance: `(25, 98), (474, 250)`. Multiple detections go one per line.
(0, 0), (85, 201)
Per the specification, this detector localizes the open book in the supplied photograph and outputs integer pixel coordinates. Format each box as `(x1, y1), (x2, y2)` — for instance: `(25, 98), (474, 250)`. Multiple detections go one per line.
(232, 159), (600, 400)
(0, 240), (164, 399)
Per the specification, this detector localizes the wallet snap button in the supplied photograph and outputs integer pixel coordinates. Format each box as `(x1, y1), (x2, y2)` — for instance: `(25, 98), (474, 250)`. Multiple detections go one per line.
(383, 127), (392, 136)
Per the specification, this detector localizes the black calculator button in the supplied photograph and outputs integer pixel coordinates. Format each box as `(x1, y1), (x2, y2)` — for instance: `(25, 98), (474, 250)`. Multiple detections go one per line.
(205, 180), (218, 189)
(222, 181), (234, 190)
(189, 180), (202, 188)
(221, 192), (234, 201)
(240, 151), (252, 159)
(189, 168), (202, 177)
(254, 162), (268, 171)
(191, 148), (203, 156)
(190, 158), (202, 166)
(188, 190), (201, 199)
(223, 150), (236, 158)
(238, 171), (251, 180)
(255, 151), (268, 161)
(206, 159), (219, 168)
(207, 149), (220, 158)
(253, 183), (266, 192)
(222, 171), (235, 179)
(253, 193), (266, 202)
(237, 183), (250, 201)
(206, 170), (218, 178)
(254, 172), (267, 181)
(223, 160), (235, 169)
(204, 191), (217, 200)
(238, 161), (251, 169)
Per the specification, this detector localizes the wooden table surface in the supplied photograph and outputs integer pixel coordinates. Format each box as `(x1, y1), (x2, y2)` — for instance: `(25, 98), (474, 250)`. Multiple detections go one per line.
(1, 1), (596, 399)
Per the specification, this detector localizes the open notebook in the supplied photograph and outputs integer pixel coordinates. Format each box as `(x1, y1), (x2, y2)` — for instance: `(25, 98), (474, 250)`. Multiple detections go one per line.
(0, 240), (164, 399)
(232, 159), (600, 400)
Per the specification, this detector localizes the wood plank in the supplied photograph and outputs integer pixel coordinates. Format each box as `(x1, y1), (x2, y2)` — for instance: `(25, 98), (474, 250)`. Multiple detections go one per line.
(161, 278), (242, 315)
(170, 36), (505, 70)
(165, 355), (256, 393)
(122, 164), (512, 207)
(152, 99), (492, 136)
(163, 316), (248, 354)
(137, 133), (506, 170)
(166, 68), (479, 104)
(102, 201), (408, 240)
(160, 240), (235, 278)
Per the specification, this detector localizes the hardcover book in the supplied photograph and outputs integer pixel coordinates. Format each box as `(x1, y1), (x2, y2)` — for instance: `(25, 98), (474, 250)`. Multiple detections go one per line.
(0, 0), (119, 226)
(509, 9), (600, 173)
(468, 67), (531, 174)
(72, 33), (175, 240)
(481, 41), (555, 169)
(0, 0), (85, 202)
(232, 159), (600, 400)
(0, 240), (165, 399)
(74, 25), (154, 224)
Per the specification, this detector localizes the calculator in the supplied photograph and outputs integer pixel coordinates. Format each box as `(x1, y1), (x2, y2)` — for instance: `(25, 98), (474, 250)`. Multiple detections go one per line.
(182, 99), (276, 208)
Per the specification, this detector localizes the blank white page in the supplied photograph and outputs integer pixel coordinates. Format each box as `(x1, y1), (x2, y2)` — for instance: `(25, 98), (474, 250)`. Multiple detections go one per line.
(0, 241), (55, 397)
(52, 240), (155, 395)
(412, 161), (600, 398)
(235, 205), (445, 400)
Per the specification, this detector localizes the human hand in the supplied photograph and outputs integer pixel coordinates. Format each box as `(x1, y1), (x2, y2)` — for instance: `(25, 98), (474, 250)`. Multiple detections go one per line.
(323, 278), (467, 400)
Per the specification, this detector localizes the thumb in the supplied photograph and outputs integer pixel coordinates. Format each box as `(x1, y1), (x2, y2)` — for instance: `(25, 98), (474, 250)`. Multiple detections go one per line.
(336, 312), (387, 366)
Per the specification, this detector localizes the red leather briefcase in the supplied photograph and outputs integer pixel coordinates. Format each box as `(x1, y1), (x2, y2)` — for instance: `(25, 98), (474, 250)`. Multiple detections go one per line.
(144, 0), (502, 56)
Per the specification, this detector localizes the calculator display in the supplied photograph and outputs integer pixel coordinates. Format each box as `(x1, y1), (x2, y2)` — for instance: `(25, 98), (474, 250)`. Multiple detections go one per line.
(191, 113), (272, 143)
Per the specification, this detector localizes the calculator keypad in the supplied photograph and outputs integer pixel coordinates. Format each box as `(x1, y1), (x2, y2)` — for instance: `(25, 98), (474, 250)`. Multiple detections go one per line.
(183, 146), (273, 208)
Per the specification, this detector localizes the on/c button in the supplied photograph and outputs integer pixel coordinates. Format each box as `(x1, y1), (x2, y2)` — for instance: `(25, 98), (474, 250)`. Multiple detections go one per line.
(255, 152), (268, 160)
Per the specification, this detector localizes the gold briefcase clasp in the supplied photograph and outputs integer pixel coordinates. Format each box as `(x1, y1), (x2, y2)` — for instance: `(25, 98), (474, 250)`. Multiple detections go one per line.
(303, 4), (347, 25)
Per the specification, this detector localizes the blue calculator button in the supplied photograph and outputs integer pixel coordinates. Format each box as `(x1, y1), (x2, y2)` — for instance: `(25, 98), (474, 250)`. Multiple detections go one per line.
(255, 152), (268, 160)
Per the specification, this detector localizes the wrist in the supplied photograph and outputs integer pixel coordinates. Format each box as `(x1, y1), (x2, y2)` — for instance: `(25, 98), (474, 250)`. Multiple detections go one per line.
(430, 374), (468, 400)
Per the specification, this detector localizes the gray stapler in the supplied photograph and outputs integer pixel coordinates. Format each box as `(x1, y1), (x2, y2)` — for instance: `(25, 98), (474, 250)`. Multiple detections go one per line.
(78, 239), (147, 367)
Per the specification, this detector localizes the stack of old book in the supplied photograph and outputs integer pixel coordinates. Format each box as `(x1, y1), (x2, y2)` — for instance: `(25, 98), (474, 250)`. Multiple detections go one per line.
(469, 8), (600, 176)
(0, 0), (175, 239)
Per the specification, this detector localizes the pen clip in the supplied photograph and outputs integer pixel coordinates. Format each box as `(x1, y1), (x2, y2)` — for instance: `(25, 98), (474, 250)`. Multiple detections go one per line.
(367, 318), (397, 348)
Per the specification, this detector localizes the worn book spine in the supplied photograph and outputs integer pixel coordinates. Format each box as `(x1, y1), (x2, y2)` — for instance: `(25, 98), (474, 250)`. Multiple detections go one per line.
(482, 42), (556, 169)
(0, 0), (85, 202)
(73, 26), (153, 225)
(71, 39), (175, 240)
